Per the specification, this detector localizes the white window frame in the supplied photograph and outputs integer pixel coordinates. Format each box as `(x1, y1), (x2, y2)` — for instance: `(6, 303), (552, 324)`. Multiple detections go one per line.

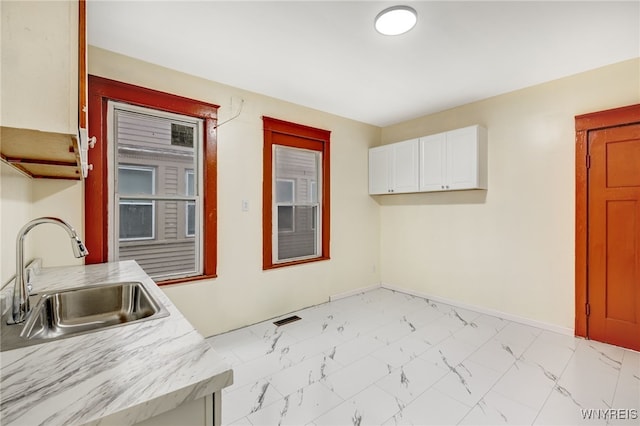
(272, 146), (322, 264)
(117, 165), (156, 241)
(107, 101), (204, 280)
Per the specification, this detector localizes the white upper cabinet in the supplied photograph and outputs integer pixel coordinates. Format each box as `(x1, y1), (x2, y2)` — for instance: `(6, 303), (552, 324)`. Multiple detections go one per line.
(417, 132), (446, 191)
(420, 125), (487, 192)
(368, 146), (392, 194)
(1, 0), (86, 179)
(369, 125), (487, 195)
(368, 138), (419, 194)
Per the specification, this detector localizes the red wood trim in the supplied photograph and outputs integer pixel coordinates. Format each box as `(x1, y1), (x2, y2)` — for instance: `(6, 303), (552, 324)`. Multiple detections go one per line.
(575, 128), (588, 338)
(86, 91), (108, 264)
(265, 256), (331, 270)
(89, 76), (219, 117)
(202, 117), (218, 276)
(272, 132), (324, 151)
(574, 103), (640, 338)
(322, 131), (331, 259)
(576, 103), (640, 131)
(262, 127), (274, 269)
(262, 116), (331, 270)
(78, 0), (87, 129)
(263, 116), (331, 141)
(86, 75), (218, 284)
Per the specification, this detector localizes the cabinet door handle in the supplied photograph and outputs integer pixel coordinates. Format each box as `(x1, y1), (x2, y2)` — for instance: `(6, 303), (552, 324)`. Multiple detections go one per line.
(441, 185), (445, 189)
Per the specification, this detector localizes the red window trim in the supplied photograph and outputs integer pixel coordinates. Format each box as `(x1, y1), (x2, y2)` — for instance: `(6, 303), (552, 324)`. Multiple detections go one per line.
(86, 75), (219, 283)
(262, 116), (331, 270)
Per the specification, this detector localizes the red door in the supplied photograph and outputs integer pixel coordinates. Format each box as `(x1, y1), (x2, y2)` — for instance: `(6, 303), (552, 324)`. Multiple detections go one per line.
(588, 123), (640, 351)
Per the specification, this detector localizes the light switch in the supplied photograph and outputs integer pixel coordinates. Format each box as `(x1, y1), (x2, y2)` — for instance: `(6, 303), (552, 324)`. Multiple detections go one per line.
(241, 200), (249, 212)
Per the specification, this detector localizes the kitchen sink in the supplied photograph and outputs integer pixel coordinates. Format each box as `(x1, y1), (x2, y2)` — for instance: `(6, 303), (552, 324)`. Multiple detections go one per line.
(1, 282), (169, 351)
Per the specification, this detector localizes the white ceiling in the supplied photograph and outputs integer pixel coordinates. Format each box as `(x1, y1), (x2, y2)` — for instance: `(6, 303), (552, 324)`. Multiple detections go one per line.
(87, 1), (639, 127)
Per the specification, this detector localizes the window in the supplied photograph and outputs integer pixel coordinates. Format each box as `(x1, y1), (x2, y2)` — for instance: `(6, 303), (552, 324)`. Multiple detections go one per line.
(86, 76), (218, 284)
(109, 103), (202, 281)
(262, 117), (330, 269)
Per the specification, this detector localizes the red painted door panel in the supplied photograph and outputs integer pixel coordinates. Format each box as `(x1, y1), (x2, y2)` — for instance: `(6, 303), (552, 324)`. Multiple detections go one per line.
(588, 123), (640, 351)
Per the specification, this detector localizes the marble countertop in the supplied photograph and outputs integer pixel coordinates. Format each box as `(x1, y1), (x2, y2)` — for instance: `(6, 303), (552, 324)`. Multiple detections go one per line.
(0, 261), (233, 425)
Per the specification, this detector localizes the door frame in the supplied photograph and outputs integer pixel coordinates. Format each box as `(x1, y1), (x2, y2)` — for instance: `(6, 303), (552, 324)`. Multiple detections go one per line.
(575, 103), (640, 338)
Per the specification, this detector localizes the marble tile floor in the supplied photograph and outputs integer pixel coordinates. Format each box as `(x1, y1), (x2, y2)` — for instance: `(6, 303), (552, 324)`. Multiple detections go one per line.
(206, 289), (640, 426)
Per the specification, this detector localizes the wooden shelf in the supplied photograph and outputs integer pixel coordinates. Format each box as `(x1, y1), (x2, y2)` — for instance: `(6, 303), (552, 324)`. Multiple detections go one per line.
(1, 127), (81, 179)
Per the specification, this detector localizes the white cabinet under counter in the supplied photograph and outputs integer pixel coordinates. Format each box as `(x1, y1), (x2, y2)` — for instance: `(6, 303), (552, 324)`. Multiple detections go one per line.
(369, 125), (487, 195)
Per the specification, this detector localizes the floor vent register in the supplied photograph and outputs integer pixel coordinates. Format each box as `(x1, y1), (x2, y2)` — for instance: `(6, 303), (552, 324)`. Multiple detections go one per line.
(273, 315), (302, 327)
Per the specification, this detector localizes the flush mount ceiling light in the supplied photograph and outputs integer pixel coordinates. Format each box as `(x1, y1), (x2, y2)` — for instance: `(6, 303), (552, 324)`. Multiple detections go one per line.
(374, 5), (417, 36)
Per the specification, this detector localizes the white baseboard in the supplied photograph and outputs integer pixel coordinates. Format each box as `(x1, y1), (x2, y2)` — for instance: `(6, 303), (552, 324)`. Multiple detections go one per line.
(330, 283), (382, 302)
(381, 282), (575, 337)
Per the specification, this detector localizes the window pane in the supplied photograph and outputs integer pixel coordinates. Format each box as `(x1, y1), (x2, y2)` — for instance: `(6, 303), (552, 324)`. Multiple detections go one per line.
(116, 109), (195, 197)
(278, 206), (317, 260)
(275, 147), (317, 203)
(276, 180), (294, 203)
(171, 123), (194, 148)
(186, 170), (195, 196)
(119, 200), (197, 280)
(119, 202), (153, 239)
(278, 205), (294, 232)
(187, 202), (196, 236)
(119, 167), (153, 195)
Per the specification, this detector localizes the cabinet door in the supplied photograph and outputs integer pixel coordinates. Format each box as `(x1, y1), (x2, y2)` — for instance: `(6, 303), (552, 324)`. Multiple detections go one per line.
(392, 139), (419, 193)
(446, 126), (479, 190)
(2, 1), (78, 134)
(419, 133), (446, 191)
(369, 145), (392, 194)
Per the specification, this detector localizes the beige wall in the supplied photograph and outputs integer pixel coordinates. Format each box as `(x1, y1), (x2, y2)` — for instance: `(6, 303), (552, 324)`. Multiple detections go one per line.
(1, 164), (33, 284)
(378, 58), (640, 332)
(1, 163), (85, 286)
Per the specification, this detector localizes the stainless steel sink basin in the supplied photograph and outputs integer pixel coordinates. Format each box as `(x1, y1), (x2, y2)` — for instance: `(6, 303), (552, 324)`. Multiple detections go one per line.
(1, 282), (169, 351)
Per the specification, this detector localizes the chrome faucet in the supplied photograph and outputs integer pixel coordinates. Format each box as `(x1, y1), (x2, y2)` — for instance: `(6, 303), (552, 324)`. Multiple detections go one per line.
(9, 217), (89, 324)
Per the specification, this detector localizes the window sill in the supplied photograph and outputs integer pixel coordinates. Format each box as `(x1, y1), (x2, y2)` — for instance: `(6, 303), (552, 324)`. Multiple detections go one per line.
(263, 256), (330, 271)
(156, 273), (217, 286)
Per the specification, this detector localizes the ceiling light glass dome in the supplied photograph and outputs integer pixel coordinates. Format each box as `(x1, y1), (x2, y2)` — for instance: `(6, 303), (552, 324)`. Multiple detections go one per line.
(375, 6), (417, 36)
